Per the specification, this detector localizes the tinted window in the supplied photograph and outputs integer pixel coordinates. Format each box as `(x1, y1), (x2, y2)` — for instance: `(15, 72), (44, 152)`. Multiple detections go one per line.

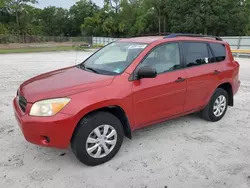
(140, 43), (181, 74)
(183, 42), (210, 67)
(210, 43), (226, 62)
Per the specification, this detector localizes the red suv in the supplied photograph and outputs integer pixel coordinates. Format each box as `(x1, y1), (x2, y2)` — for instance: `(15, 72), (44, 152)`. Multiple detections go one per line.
(13, 34), (240, 166)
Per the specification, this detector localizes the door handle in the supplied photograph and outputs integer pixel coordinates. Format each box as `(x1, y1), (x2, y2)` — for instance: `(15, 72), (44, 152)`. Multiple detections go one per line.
(213, 70), (221, 75)
(175, 77), (186, 83)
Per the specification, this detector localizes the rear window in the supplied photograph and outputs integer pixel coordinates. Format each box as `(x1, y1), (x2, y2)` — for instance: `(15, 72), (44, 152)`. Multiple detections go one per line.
(210, 43), (226, 62)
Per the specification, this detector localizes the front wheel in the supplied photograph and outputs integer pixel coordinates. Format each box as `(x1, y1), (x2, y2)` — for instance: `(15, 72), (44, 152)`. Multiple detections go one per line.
(201, 88), (229, 122)
(71, 111), (124, 166)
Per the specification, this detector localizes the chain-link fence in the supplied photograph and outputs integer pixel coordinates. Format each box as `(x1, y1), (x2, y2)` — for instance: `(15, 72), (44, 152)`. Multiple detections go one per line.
(2, 35), (250, 53)
(0, 35), (92, 44)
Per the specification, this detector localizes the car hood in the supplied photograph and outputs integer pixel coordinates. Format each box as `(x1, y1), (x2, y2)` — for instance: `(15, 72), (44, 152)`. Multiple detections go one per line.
(19, 66), (114, 103)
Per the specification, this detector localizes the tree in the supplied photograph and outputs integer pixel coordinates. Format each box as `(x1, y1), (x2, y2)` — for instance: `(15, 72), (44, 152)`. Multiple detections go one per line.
(4, 0), (38, 34)
(69, 0), (99, 36)
(1, 0), (250, 40)
(81, 16), (99, 35)
(40, 6), (70, 36)
(18, 5), (43, 35)
(0, 0), (6, 7)
(109, 0), (120, 13)
(0, 23), (9, 34)
(144, 0), (169, 34)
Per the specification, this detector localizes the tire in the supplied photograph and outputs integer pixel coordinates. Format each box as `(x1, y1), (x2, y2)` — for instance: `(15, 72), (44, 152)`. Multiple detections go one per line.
(201, 88), (229, 122)
(71, 111), (124, 166)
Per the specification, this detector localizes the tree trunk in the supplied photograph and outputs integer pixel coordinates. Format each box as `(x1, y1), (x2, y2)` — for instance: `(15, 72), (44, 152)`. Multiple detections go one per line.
(158, 10), (161, 35)
(15, 10), (20, 35)
(204, 27), (207, 35)
(163, 16), (166, 33)
(15, 0), (21, 36)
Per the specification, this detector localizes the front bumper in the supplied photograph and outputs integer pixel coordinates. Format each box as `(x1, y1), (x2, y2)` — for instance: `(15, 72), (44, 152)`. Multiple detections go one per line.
(13, 97), (77, 149)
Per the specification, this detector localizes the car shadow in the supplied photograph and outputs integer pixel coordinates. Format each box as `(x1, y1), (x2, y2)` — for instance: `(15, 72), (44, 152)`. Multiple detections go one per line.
(20, 112), (207, 168)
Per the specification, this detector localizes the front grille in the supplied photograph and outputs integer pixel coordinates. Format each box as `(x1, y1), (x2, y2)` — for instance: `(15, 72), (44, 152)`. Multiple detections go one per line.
(18, 95), (27, 112)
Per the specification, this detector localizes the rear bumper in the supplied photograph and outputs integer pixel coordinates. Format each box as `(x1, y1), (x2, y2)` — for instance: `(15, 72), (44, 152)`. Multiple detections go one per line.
(13, 97), (77, 149)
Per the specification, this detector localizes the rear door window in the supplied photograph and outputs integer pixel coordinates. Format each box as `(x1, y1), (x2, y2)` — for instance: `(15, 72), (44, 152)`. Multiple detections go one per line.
(209, 43), (226, 62)
(182, 42), (210, 67)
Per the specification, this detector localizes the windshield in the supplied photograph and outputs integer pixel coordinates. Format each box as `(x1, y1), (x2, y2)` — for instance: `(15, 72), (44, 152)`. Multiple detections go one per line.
(79, 42), (147, 75)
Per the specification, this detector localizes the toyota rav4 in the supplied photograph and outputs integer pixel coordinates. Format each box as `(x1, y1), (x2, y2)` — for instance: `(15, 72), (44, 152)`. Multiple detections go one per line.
(13, 34), (240, 166)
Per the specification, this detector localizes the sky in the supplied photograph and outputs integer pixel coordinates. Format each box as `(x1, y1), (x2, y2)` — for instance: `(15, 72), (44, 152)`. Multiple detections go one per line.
(35, 0), (103, 9)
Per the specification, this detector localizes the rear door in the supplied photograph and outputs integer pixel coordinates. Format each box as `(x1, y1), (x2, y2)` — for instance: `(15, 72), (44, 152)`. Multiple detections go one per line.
(131, 42), (187, 127)
(181, 42), (224, 112)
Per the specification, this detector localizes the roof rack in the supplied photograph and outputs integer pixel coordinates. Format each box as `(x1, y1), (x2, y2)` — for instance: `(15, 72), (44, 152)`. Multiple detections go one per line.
(164, 33), (223, 41)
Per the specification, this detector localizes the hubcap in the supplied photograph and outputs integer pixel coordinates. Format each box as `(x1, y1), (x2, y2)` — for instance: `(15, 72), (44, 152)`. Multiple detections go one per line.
(86, 124), (117, 158)
(213, 95), (226, 117)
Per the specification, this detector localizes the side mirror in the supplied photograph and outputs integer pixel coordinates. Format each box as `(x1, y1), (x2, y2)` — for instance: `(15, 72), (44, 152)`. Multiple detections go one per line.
(137, 66), (157, 79)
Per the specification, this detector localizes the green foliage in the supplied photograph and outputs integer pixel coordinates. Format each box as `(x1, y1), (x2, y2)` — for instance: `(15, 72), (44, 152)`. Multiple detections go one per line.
(40, 6), (70, 36)
(1, 0), (250, 40)
(69, 0), (99, 36)
(0, 0), (6, 7)
(81, 14), (102, 36)
(0, 23), (9, 34)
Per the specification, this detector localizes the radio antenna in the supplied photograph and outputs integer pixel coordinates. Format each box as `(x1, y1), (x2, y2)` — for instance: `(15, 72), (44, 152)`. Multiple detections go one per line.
(75, 44), (78, 65)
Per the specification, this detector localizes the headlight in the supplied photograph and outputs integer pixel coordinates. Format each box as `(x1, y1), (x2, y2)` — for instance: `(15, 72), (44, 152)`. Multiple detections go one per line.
(30, 98), (71, 116)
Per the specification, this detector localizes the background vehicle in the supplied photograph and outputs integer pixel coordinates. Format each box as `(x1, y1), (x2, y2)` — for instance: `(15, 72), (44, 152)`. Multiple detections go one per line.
(13, 34), (240, 166)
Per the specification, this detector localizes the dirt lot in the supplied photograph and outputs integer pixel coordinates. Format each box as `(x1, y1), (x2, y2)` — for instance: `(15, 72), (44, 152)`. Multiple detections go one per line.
(0, 52), (250, 188)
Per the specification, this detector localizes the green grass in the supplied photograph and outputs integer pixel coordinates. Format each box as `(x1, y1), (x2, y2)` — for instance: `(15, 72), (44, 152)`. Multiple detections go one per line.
(0, 46), (86, 54)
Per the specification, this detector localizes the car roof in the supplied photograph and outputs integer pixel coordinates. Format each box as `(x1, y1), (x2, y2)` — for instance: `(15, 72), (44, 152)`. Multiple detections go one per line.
(118, 36), (164, 44)
(118, 36), (226, 44)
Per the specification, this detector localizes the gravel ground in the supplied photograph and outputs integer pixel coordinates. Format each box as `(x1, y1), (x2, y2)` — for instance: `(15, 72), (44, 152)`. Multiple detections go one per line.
(0, 52), (250, 188)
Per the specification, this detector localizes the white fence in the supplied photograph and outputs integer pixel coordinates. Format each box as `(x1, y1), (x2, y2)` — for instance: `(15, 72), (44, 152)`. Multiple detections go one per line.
(92, 37), (121, 45)
(92, 36), (250, 56)
(221, 36), (250, 50)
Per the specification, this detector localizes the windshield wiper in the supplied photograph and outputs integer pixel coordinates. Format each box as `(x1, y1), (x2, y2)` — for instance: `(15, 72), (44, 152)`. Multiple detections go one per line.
(77, 64), (85, 70)
(78, 64), (100, 74)
(85, 66), (100, 74)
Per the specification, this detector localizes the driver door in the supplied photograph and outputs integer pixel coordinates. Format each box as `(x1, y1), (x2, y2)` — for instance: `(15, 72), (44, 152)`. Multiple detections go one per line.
(131, 42), (187, 128)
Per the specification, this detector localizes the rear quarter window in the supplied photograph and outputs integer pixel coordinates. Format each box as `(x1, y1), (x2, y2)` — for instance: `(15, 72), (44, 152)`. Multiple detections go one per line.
(210, 43), (226, 62)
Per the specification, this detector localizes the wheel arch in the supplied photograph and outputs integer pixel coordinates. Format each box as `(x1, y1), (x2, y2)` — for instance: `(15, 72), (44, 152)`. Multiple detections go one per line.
(216, 82), (233, 106)
(71, 105), (132, 143)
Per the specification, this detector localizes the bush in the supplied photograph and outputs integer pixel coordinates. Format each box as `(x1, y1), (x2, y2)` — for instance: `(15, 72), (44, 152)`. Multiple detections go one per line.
(92, 44), (104, 48)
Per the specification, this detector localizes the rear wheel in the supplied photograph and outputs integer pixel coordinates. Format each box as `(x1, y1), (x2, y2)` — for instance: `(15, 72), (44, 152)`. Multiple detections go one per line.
(201, 88), (229, 122)
(71, 111), (124, 166)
